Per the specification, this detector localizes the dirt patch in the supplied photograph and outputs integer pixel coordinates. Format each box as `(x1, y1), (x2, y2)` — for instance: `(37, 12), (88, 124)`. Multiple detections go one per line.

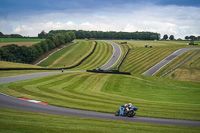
(0, 42), (38, 47)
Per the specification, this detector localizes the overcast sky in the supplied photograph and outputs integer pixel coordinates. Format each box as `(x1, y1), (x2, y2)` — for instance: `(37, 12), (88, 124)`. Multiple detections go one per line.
(0, 0), (200, 39)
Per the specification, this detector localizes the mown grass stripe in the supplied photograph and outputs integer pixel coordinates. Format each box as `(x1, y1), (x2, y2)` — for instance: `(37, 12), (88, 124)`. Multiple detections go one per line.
(73, 41), (113, 70)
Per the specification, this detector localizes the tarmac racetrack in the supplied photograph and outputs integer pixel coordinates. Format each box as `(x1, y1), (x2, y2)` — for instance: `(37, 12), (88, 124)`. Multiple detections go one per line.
(99, 41), (121, 70)
(0, 45), (200, 127)
(0, 72), (200, 127)
(0, 92), (200, 127)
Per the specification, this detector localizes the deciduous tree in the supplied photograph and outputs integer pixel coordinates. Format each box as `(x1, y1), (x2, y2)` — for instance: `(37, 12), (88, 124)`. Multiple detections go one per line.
(163, 34), (168, 40)
(169, 35), (174, 40)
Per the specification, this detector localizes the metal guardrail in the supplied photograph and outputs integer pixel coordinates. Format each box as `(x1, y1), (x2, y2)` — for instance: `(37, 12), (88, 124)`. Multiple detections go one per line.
(117, 47), (130, 70)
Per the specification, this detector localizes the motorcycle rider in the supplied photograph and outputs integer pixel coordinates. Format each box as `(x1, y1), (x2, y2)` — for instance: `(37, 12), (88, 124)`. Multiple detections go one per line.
(125, 103), (133, 112)
(120, 103), (133, 114)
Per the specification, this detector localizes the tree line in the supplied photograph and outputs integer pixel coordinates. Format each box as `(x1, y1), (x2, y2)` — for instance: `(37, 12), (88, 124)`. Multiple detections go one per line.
(0, 32), (23, 38)
(185, 35), (200, 41)
(0, 31), (75, 64)
(162, 34), (175, 40)
(45, 30), (160, 40)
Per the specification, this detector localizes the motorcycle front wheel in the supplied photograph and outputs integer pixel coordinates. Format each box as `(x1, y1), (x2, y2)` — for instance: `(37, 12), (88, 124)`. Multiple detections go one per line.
(127, 110), (135, 117)
(115, 110), (120, 116)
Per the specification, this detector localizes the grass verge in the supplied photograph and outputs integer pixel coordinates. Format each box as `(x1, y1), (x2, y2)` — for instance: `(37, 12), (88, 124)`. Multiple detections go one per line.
(164, 51), (200, 82)
(71, 40), (113, 70)
(39, 40), (93, 68)
(0, 108), (199, 133)
(113, 41), (200, 81)
(0, 70), (60, 78)
(0, 38), (44, 43)
(0, 72), (199, 120)
(0, 61), (43, 68)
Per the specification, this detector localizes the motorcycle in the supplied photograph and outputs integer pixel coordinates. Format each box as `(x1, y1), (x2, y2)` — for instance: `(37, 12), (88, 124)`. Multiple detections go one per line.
(115, 106), (138, 117)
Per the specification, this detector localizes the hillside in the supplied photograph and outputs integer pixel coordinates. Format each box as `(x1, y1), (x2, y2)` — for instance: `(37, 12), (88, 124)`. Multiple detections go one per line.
(0, 38), (44, 43)
(165, 51), (200, 82)
(0, 40), (200, 132)
(0, 72), (199, 120)
(0, 61), (49, 77)
(38, 40), (94, 68)
(114, 40), (200, 81)
(0, 61), (43, 68)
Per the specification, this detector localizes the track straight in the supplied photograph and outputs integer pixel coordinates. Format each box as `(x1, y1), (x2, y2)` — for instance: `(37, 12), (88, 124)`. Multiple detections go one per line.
(0, 71), (80, 84)
(142, 47), (200, 76)
(99, 41), (122, 70)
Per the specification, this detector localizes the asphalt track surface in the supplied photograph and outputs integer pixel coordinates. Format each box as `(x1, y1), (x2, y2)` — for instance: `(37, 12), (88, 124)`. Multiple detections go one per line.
(142, 47), (200, 76)
(99, 41), (121, 70)
(0, 73), (200, 127)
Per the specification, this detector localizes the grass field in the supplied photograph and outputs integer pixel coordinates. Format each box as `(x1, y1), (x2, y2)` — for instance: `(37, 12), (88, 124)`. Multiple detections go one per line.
(154, 50), (199, 76)
(0, 40), (200, 132)
(0, 61), (43, 68)
(114, 41), (200, 78)
(38, 40), (95, 68)
(165, 51), (200, 82)
(0, 38), (44, 43)
(70, 40), (113, 70)
(1, 108), (199, 133)
(0, 72), (199, 121)
(0, 61), (57, 77)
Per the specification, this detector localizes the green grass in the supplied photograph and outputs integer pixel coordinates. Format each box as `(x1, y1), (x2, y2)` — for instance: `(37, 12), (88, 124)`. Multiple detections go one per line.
(39, 40), (94, 68)
(71, 40), (113, 70)
(164, 51), (200, 82)
(154, 50), (199, 76)
(113, 41), (200, 77)
(0, 72), (199, 120)
(1, 108), (199, 133)
(0, 61), (47, 77)
(0, 38), (44, 43)
(0, 61), (43, 68)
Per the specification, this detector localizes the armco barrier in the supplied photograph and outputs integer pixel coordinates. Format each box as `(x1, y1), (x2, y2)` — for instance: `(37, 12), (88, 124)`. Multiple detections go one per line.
(87, 69), (131, 75)
(117, 47), (130, 70)
(0, 41), (97, 71)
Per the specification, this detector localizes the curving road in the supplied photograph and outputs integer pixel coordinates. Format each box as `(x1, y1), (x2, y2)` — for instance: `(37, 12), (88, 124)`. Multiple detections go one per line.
(0, 71), (80, 84)
(0, 73), (200, 127)
(99, 41), (121, 70)
(142, 47), (200, 76)
(0, 93), (200, 127)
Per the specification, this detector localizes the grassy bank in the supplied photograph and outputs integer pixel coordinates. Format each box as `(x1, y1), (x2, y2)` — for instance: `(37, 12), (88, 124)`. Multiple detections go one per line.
(154, 50), (199, 76)
(165, 51), (200, 82)
(0, 72), (199, 120)
(71, 40), (113, 70)
(1, 108), (199, 133)
(0, 70), (59, 78)
(0, 61), (43, 68)
(0, 61), (46, 77)
(0, 38), (44, 43)
(38, 40), (94, 68)
(114, 41), (200, 81)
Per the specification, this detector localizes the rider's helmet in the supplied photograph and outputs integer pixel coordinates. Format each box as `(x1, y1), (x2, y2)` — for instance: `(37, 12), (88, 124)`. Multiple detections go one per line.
(128, 103), (132, 107)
